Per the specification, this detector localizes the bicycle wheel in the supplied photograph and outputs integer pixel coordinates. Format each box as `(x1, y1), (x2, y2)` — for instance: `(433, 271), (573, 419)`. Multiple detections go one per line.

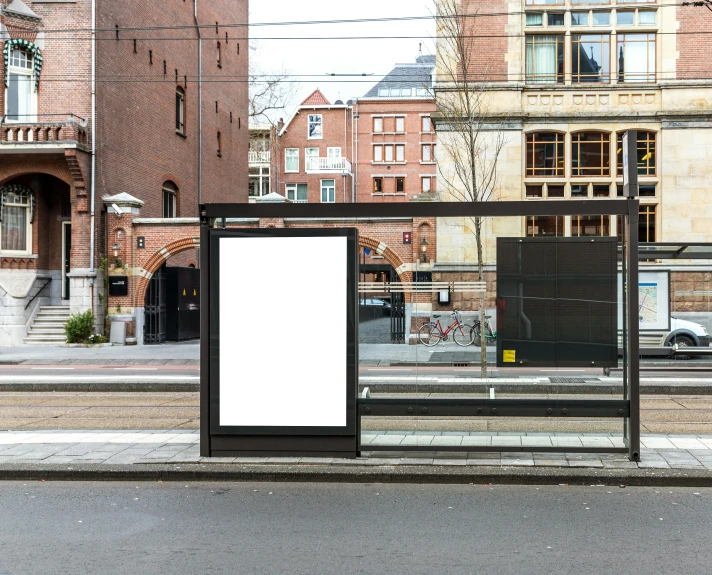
(418, 323), (442, 347)
(472, 322), (483, 348)
(453, 323), (475, 347)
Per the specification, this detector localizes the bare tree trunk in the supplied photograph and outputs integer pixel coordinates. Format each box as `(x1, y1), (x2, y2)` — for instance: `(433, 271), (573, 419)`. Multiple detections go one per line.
(475, 216), (487, 379)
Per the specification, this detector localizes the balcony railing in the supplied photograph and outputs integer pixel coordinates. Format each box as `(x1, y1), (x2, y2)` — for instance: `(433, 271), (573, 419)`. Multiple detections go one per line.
(249, 151), (271, 164)
(0, 114), (89, 147)
(306, 157), (352, 174)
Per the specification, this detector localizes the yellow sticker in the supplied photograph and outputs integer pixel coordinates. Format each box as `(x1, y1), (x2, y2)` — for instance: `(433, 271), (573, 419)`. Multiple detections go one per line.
(503, 350), (516, 363)
(183, 289), (186, 296)
(193, 289), (197, 296)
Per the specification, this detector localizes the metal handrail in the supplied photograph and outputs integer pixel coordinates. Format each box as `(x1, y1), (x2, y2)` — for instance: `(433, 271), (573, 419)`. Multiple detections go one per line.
(25, 278), (51, 310)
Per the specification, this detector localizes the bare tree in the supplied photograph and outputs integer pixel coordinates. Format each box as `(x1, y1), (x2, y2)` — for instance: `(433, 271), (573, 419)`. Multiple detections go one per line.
(434, 0), (508, 378)
(249, 43), (297, 124)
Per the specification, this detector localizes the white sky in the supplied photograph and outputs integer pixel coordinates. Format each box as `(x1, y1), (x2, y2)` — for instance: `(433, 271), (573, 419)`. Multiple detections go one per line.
(249, 1), (435, 118)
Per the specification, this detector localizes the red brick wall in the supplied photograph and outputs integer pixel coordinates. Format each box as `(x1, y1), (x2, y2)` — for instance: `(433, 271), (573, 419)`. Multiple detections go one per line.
(96, 0), (249, 217)
(676, 6), (712, 80)
(355, 99), (437, 202)
(459, 0), (508, 82)
(277, 106), (353, 203)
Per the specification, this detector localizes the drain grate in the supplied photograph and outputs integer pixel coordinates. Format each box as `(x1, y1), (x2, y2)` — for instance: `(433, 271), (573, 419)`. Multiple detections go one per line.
(549, 377), (600, 384)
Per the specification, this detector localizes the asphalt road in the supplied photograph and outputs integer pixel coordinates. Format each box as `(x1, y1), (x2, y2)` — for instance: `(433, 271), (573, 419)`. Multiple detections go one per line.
(0, 482), (710, 575)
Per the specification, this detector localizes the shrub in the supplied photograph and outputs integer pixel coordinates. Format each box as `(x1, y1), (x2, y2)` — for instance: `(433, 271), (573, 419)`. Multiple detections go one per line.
(87, 334), (107, 345)
(65, 310), (96, 344)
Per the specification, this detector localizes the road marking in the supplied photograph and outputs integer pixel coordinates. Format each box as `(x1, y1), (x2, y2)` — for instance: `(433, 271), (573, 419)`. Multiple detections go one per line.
(113, 368), (159, 371)
(539, 370), (586, 372)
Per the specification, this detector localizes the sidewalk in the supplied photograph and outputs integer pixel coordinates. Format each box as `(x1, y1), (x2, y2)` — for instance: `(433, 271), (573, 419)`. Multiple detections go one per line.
(1, 430), (712, 486)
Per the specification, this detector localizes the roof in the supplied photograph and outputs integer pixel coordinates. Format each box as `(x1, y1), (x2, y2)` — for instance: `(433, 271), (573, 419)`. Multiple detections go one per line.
(4, 0), (41, 20)
(363, 55), (436, 99)
(301, 89), (331, 106)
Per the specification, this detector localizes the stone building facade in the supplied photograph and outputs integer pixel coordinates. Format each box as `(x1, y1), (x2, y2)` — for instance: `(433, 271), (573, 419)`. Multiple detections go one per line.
(0, 0), (248, 346)
(433, 0), (712, 327)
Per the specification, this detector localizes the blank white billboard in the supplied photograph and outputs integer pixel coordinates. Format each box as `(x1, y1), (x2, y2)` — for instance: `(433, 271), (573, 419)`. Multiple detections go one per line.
(219, 236), (347, 427)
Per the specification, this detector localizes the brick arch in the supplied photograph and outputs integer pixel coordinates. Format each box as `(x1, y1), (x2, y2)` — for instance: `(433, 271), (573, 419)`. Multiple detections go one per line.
(134, 236), (200, 307)
(0, 169), (72, 188)
(359, 234), (412, 284)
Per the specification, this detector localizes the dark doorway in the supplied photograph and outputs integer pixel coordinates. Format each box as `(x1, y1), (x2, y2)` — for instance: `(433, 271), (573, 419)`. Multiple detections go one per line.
(62, 222), (71, 300)
(144, 264), (200, 344)
(359, 263), (405, 344)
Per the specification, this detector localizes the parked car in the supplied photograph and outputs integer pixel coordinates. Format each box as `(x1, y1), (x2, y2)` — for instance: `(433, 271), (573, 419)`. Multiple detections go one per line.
(359, 297), (392, 316)
(642, 317), (711, 349)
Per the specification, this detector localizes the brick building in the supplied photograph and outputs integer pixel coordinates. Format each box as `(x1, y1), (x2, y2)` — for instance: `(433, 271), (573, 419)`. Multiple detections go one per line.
(0, 0), (248, 346)
(433, 0), (712, 332)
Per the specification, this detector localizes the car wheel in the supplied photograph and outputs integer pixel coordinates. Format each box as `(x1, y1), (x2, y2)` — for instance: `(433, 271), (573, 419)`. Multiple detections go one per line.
(671, 334), (695, 360)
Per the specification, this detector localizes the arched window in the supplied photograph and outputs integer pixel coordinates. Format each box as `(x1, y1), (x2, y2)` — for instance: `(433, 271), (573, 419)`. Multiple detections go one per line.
(616, 131), (656, 177)
(571, 131), (611, 177)
(6, 48), (35, 121)
(162, 181), (178, 218)
(526, 132), (565, 177)
(175, 87), (185, 135)
(0, 185), (34, 253)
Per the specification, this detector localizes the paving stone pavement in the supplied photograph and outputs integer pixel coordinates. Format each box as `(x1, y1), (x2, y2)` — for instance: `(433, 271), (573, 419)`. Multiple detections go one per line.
(0, 430), (712, 469)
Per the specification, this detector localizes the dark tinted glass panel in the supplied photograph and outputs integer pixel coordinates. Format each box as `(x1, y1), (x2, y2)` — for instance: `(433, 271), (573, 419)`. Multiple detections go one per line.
(526, 185), (543, 197)
(547, 185), (565, 197)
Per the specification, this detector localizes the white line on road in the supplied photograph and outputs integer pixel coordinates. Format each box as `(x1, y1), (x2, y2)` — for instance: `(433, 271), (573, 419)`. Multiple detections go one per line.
(0, 375), (198, 382)
(539, 370), (586, 372)
(113, 368), (159, 371)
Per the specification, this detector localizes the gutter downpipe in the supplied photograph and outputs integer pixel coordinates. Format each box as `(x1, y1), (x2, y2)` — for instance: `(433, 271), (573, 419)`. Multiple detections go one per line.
(352, 99), (358, 203)
(89, 0), (96, 314)
(194, 0), (203, 205)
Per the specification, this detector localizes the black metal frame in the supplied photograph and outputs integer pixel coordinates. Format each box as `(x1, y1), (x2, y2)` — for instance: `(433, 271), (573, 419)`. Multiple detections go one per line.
(201, 199), (640, 461)
(144, 264), (166, 344)
(201, 226), (359, 457)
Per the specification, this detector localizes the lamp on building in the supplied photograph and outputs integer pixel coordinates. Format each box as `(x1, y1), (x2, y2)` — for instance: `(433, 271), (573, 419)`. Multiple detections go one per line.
(421, 238), (429, 264)
(112, 243), (121, 267)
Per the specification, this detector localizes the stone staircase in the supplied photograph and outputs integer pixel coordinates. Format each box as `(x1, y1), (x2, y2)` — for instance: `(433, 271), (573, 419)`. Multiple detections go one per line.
(23, 306), (71, 345)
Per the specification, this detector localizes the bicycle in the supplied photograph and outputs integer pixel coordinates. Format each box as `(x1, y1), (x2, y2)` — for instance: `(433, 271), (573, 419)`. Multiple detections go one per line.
(472, 315), (497, 348)
(418, 310), (475, 347)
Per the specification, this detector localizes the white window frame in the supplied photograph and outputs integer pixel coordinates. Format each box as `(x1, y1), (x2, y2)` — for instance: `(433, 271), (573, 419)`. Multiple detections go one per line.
(5, 47), (37, 123)
(321, 179), (336, 203)
(307, 114), (323, 139)
(305, 147), (319, 172)
(373, 117), (383, 133)
(421, 116), (432, 132)
(395, 117), (405, 133)
(422, 177), (432, 193)
(286, 183), (308, 203)
(396, 144), (405, 162)
(384, 145), (394, 162)
(373, 145), (383, 162)
(0, 191), (32, 255)
(422, 144), (432, 162)
(285, 148), (299, 173)
(327, 147), (342, 159)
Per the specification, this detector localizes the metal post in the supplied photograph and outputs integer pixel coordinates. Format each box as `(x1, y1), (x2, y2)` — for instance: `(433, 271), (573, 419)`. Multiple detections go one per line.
(626, 198), (640, 461)
(199, 211), (210, 457)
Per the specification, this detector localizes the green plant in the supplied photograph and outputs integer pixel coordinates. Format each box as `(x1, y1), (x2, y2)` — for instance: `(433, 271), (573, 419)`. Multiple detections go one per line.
(87, 334), (107, 344)
(64, 310), (96, 344)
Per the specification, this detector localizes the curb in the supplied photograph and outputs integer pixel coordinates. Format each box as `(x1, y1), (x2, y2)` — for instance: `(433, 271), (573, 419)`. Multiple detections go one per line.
(0, 382), (199, 392)
(1, 463), (712, 486)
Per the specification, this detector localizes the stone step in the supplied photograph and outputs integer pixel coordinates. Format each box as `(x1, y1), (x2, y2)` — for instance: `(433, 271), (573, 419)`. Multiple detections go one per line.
(28, 328), (66, 335)
(39, 306), (71, 310)
(23, 336), (67, 344)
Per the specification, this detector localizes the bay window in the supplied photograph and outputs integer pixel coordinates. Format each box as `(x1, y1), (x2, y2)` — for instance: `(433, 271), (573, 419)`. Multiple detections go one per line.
(526, 35), (564, 84)
(0, 188), (32, 253)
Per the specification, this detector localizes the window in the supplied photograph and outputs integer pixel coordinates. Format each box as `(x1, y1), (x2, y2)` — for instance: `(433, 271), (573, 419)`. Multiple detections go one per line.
(547, 184), (565, 197)
(571, 184), (589, 197)
(526, 0), (564, 5)
(395, 144), (405, 162)
(525, 35), (564, 84)
(217, 42), (222, 68)
(422, 177), (432, 193)
(526, 13), (543, 26)
(422, 144), (433, 162)
(618, 33), (656, 82)
(249, 167), (270, 197)
(526, 132), (565, 177)
(374, 117), (383, 132)
(638, 11), (656, 24)
(571, 12), (589, 26)
(285, 148), (299, 172)
(401, 88), (412, 97)
(378, 88), (389, 97)
(321, 179), (336, 203)
(396, 178), (405, 193)
(526, 185), (543, 198)
(385, 145), (394, 162)
(548, 13), (565, 25)
(373, 145), (383, 162)
(527, 216), (564, 237)
(308, 114), (323, 139)
(416, 88), (428, 97)
(617, 11), (635, 25)
(572, 215), (610, 237)
(175, 87), (185, 134)
(6, 48), (35, 122)
(0, 188), (31, 252)
(327, 147), (341, 159)
(616, 131), (656, 176)
(593, 11), (611, 25)
(395, 117), (405, 132)
(305, 147), (319, 171)
(422, 116), (432, 132)
(571, 132), (611, 176)
(617, 205), (656, 243)
(572, 35), (610, 83)
(572, 0), (608, 3)
(163, 182), (177, 218)
(286, 183), (308, 203)
(593, 184), (610, 197)
(373, 178), (383, 193)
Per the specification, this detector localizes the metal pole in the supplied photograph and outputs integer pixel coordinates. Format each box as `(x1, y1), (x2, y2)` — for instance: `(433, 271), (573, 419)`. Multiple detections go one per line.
(199, 211), (210, 457)
(626, 198), (640, 461)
